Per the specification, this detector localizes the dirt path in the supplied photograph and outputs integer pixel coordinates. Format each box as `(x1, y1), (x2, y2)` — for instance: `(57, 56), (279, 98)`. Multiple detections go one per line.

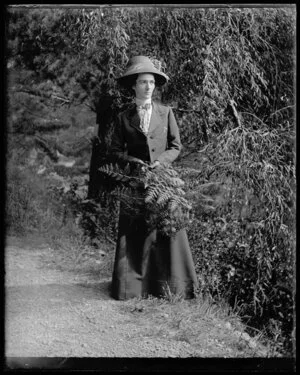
(5, 235), (272, 363)
(5, 235), (200, 358)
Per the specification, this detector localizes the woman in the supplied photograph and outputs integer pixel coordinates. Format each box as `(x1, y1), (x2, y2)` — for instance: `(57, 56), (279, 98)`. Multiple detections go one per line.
(110, 55), (198, 300)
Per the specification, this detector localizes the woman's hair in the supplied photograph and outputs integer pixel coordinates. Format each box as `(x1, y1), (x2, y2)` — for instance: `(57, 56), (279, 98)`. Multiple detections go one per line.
(121, 74), (138, 92)
(120, 72), (165, 94)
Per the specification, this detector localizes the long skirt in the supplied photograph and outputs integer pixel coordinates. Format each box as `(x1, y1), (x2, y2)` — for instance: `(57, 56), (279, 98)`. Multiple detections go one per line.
(111, 209), (198, 300)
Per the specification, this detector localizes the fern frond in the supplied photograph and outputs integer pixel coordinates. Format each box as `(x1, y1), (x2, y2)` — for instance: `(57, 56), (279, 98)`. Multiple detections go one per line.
(156, 191), (174, 206)
(98, 163), (144, 187)
(96, 162), (193, 236)
(169, 177), (185, 187)
(145, 185), (160, 204)
(174, 187), (186, 196)
(163, 167), (178, 177)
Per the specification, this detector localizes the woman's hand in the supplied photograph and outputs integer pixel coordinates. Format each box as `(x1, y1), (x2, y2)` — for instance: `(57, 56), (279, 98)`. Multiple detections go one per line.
(149, 160), (161, 169)
(129, 157), (147, 166)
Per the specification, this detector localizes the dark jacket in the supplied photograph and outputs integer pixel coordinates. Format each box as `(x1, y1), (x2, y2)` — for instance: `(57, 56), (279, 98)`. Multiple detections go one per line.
(110, 101), (182, 164)
(110, 101), (198, 300)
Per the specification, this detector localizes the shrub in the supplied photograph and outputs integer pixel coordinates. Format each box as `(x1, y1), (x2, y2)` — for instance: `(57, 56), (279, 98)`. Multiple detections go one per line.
(179, 117), (295, 354)
(5, 162), (64, 234)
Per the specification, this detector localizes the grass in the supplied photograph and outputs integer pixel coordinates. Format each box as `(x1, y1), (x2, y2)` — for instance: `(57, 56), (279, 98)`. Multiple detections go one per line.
(47, 224), (115, 278)
(119, 294), (278, 358)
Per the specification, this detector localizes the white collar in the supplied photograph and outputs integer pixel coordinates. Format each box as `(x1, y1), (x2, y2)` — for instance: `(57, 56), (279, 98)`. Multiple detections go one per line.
(135, 98), (152, 107)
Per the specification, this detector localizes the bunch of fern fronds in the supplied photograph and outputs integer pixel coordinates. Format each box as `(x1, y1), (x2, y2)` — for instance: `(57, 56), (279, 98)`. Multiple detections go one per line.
(97, 161), (192, 237)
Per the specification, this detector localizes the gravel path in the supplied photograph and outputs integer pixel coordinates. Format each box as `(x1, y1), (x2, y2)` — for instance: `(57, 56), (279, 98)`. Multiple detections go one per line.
(5, 235), (276, 370)
(5, 236), (205, 359)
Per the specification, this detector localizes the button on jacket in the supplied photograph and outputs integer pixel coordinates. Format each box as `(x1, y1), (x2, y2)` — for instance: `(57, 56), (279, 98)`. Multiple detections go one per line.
(110, 101), (182, 165)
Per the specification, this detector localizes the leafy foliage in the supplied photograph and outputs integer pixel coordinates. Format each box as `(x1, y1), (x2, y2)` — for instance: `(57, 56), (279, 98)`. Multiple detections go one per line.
(180, 114), (295, 353)
(5, 161), (67, 234)
(97, 162), (192, 237)
(6, 7), (295, 119)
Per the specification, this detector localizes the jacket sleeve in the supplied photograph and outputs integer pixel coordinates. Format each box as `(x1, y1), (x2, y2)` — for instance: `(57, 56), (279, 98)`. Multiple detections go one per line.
(110, 113), (144, 165)
(156, 108), (182, 164)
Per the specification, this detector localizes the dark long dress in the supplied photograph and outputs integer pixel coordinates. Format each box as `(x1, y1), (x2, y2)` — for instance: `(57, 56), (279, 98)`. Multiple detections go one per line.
(110, 102), (198, 300)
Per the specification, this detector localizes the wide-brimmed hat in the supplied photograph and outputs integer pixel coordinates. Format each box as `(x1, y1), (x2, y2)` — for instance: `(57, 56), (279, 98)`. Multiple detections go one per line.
(116, 56), (169, 88)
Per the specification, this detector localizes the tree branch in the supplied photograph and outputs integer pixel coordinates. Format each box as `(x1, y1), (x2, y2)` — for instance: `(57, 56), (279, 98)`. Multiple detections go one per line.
(229, 100), (242, 128)
(269, 105), (295, 117)
(51, 94), (70, 103)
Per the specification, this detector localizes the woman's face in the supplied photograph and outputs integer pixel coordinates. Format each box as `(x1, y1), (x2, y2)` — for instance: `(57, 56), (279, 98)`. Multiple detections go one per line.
(132, 73), (156, 100)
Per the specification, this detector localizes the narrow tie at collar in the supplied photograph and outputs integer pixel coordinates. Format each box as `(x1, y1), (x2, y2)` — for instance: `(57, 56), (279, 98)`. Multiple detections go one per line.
(136, 102), (152, 111)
